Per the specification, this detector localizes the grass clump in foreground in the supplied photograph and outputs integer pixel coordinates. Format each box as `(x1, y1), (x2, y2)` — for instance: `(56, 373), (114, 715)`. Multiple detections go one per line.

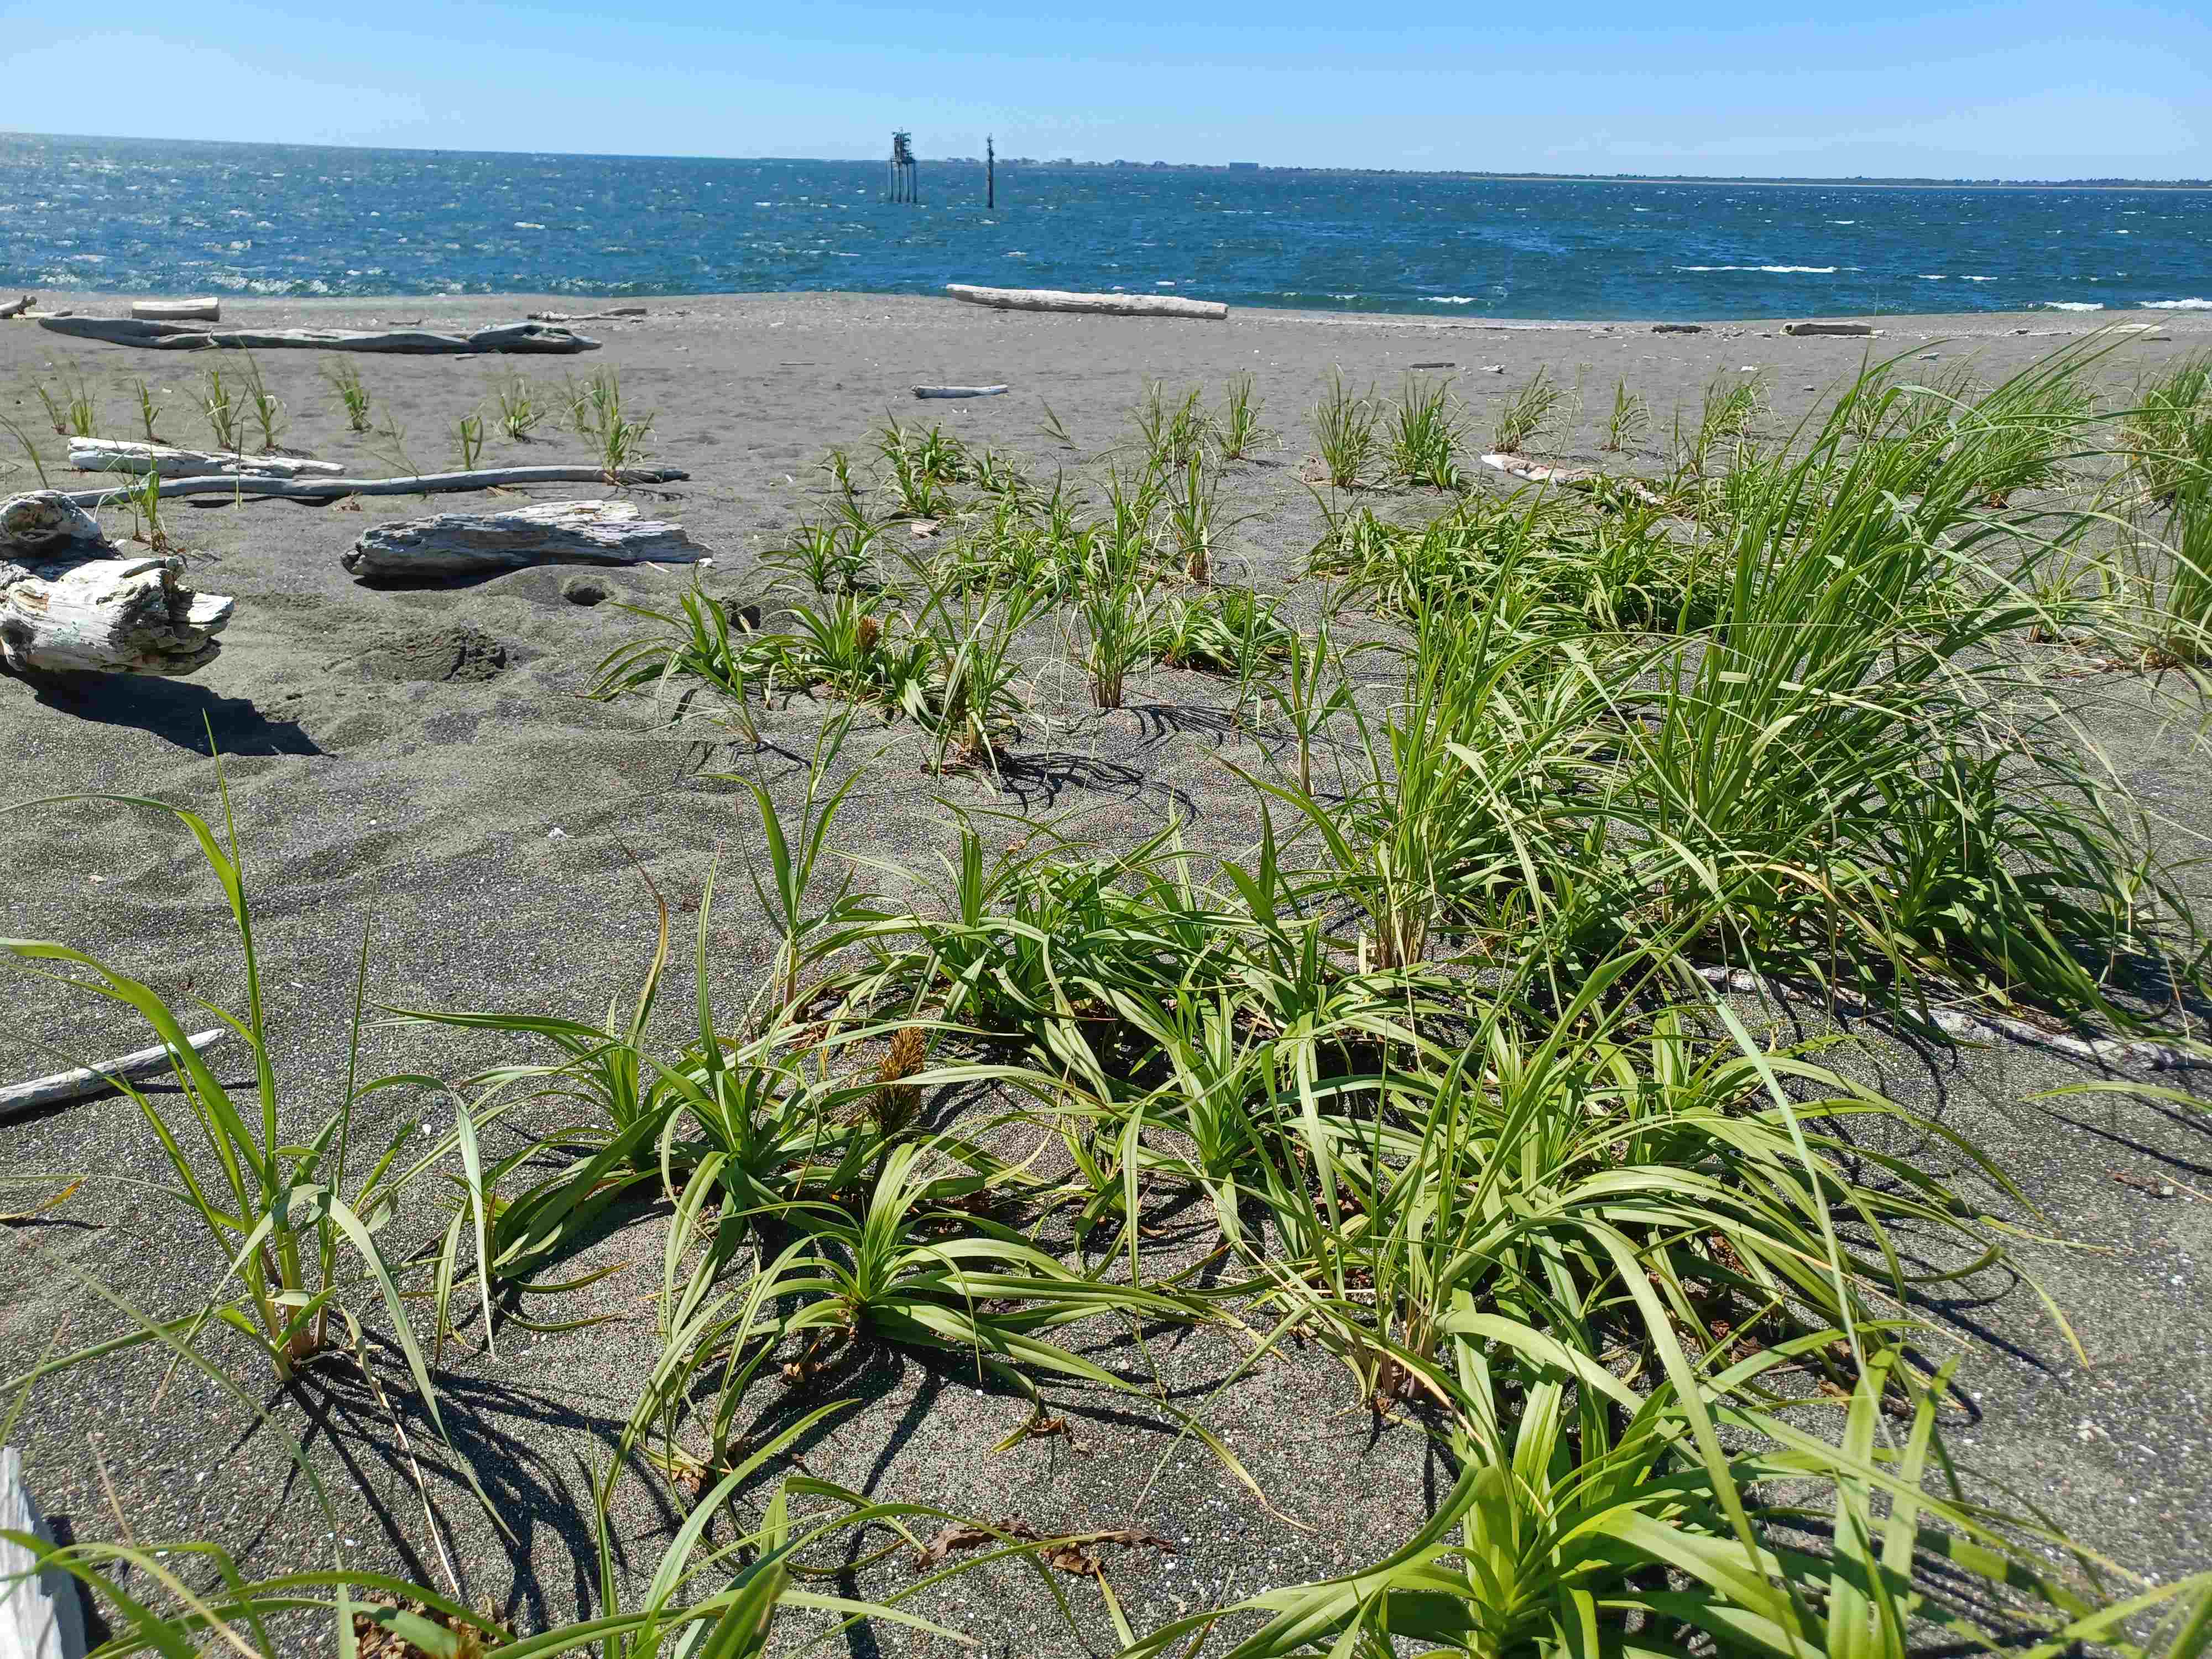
(9, 338), (2212, 1657)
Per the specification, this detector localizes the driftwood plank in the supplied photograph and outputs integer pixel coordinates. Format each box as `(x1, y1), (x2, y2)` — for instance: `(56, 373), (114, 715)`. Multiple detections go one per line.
(130, 298), (220, 322)
(68, 439), (345, 479)
(912, 384), (1008, 399)
(1480, 453), (1667, 508)
(1, 492), (234, 676)
(0, 1030), (228, 1117)
(61, 465), (687, 509)
(37, 317), (599, 355)
(342, 500), (708, 578)
(527, 308), (648, 322)
(1, 1447), (88, 1659)
(945, 284), (1228, 321)
(1782, 322), (1879, 337)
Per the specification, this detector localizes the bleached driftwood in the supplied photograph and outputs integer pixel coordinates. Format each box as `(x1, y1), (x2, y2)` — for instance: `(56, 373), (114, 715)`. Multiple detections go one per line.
(946, 284), (1228, 321)
(342, 499), (708, 578)
(131, 297), (220, 322)
(527, 308), (648, 322)
(0, 1030), (227, 1117)
(912, 384), (1008, 399)
(0, 492), (233, 676)
(1, 1447), (87, 1659)
(1783, 322), (1879, 337)
(0, 296), (30, 321)
(38, 317), (599, 355)
(62, 464), (688, 509)
(1481, 452), (1667, 508)
(68, 438), (345, 479)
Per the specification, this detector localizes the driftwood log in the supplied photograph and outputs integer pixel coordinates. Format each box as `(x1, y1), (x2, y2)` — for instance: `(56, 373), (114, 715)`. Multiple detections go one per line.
(527, 307), (648, 322)
(342, 499), (708, 578)
(0, 295), (30, 321)
(0, 492), (232, 676)
(69, 438), (345, 479)
(36, 317), (599, 355)
(130, 297), (220, 322)
(945, 284), (1228, 321)
(912, 384), (1008, 399)
(1, 1447), (87, 1659)
(0, 1030), (227, 1117)
(62, 464), (687, 510)
(1782, 322), (1879, 337)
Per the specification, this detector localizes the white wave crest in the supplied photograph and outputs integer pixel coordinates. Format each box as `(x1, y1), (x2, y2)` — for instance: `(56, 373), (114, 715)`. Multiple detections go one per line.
(2141, 298), (2212, 310)
(1674, 264), (1837, 274)
(1423, 296), (1479, 304)
(2042, 301), (2104, 311)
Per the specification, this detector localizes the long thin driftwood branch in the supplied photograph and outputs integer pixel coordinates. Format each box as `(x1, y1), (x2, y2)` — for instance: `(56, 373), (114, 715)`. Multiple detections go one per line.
(0, 1030), (228, 1117)
(61, 465), (688, 508)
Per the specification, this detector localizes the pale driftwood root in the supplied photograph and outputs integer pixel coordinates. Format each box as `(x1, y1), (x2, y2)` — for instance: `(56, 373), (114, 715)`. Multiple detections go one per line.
(60, 465), (688, 509)
(1480, 452), (1667, 508)
(527, 307), (648, 322)
(1782, 322), (1880, 337)
(68, 438), (345, 479)
(36, 317), (600, 354)
(130, 297), (220, 322)
(342, 499), (708, 579)
(912, 384), (1009, 399)
(1, 1447), (88, 1659)
(0, 1030), (227, 1117)
(945, 283), (1228, 321)
(0, 295), (31, 322)
(0, 492), (234, 676)
(1691, 965), (2199, 1071)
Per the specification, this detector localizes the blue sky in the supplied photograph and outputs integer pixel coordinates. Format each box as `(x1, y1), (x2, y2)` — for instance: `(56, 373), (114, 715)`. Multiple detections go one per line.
(4, 0), (2208, 176)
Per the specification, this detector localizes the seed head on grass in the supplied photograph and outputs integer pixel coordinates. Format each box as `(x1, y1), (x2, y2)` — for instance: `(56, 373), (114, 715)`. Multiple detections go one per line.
(872, 1025), (927, 1132)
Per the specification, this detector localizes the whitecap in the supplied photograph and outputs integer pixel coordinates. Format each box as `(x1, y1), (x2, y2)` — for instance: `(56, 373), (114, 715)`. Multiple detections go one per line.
(514, 221), (545, 229)
(2141, 298), (2212, 310)
(2042, 301), (2104, 311)
(1423, 296), (1479, 304)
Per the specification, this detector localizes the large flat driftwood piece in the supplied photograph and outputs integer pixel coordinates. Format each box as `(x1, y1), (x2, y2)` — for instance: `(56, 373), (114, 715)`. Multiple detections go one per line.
(38, 317), (599, 355)
(2, 1447), (87, 1659)
(1, 492), (234, 676)
(912, 384), (1008, 399)
(69, 438), (345, 479)
(0, 1030), (227, 1117)
(62, 465), (687, 509)
(945, 284), (1228, 321)
(342, 499), (708, 578)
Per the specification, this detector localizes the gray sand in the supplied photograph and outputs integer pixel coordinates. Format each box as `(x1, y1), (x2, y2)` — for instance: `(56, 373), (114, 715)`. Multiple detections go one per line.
(3, 293), (2209, 1645)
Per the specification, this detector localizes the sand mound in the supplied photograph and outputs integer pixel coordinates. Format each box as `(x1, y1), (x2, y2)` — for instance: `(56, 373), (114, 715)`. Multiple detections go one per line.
(343, 622), (508, 682)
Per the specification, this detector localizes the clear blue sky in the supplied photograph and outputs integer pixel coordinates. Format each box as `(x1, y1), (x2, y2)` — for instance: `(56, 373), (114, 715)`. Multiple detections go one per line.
(6, 0), (2208, 177)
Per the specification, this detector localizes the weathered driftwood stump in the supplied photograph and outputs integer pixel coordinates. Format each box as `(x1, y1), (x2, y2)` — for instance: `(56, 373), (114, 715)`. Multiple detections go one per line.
(69, 438), (346, 479)
(0, 295), (32, 321)
(341, 499), (708, 579)
(945, 284), (1228, 321)
(0, 492), (234, 676)
(37, 317), (600, 354)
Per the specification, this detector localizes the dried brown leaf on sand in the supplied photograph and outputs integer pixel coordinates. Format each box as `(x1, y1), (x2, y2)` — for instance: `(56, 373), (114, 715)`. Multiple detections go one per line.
(912, 1518), (1172, 1578)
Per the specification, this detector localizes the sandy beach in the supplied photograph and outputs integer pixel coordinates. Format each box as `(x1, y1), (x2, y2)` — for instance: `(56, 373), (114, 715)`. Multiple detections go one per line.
(4, 291), (2210, 1646)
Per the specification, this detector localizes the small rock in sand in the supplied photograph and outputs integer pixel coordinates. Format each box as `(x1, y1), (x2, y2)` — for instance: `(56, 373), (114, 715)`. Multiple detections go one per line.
(343, 622), (508, 683)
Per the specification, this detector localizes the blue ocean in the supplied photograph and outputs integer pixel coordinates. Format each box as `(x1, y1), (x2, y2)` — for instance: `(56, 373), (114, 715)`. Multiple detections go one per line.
(4, 132), (2208, 321)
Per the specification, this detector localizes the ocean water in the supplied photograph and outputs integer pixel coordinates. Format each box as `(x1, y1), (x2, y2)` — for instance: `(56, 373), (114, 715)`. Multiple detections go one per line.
(5, 132), (2209, 321)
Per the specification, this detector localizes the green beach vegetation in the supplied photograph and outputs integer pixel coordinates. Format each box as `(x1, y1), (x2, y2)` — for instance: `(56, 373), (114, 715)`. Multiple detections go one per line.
(9, 340), (2212, 1658)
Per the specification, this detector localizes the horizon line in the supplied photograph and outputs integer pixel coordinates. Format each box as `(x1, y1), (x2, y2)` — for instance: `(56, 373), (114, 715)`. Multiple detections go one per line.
(6, 128), (2209, 190)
